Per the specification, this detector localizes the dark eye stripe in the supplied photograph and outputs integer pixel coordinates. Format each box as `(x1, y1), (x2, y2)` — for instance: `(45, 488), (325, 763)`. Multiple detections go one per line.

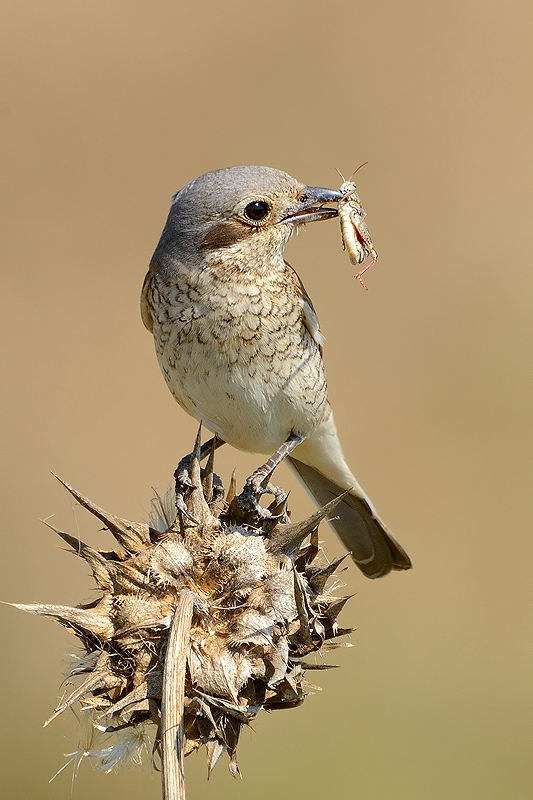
(201, 220), (254, 250)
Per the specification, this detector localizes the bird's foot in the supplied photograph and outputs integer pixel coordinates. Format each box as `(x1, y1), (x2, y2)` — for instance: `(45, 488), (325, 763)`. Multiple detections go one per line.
(236, 435), (304, 524)
(174, 454), (198, 524)
(238, 469), (289, 521)
(174, 434), (226, 525)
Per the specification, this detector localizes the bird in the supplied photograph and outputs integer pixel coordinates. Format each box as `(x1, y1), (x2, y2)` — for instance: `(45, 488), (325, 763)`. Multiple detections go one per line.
(141, 165), (411, 578)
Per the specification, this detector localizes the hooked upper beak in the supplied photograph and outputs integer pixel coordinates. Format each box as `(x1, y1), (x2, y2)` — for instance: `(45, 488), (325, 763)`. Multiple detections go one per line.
(280, 186), (342, 225)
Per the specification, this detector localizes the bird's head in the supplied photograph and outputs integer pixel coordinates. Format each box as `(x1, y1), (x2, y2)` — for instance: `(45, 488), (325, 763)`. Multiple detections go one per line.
(151, 166), (341, 274)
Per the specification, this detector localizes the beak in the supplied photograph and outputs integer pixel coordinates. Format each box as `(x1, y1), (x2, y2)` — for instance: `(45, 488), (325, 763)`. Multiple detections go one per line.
(280, 186), (342, 225)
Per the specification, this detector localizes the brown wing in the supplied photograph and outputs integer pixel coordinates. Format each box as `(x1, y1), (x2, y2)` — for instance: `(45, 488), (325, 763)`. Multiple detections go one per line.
(140, 270), (155, 333)
(285, 260), (324, 351)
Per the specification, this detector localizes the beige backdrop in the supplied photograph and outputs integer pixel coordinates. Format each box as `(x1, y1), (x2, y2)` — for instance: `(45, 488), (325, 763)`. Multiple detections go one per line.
(2, 2), (532, 799)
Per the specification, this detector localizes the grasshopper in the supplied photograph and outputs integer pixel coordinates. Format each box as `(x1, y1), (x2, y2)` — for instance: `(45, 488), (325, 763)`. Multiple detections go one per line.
(337, 164), (378, 290)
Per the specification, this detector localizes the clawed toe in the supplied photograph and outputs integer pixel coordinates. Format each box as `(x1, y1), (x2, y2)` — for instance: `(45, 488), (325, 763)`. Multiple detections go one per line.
(239, 482), (271, 519)
(178, 474), (196, 490)
(175, 491), (198, 524)
(174, 455), (199, 523)
(238, 474), (288, 521)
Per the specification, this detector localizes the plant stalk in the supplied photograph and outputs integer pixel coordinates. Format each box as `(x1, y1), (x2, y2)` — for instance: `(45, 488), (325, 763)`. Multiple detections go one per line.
(161, 589), (196, 800)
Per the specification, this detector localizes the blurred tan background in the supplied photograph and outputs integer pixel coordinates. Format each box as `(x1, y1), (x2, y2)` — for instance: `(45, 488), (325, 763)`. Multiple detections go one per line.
(1, 1), (532, 798)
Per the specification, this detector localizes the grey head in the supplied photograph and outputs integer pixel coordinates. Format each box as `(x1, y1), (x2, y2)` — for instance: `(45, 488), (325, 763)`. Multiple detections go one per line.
(150, 166), (341, 275)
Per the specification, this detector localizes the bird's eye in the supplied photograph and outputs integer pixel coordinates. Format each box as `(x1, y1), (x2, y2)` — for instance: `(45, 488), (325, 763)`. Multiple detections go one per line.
(243, 200), (271, 223)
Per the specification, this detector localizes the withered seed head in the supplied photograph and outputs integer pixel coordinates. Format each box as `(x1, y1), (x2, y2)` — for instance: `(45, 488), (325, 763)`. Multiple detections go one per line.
(9, 442), (354, 778)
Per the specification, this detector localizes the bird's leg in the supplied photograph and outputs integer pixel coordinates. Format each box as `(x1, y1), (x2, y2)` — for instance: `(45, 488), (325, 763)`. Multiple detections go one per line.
(248, 433), (305, 490)
(174, 431), (225, 522)
(240, 433), (305, 518)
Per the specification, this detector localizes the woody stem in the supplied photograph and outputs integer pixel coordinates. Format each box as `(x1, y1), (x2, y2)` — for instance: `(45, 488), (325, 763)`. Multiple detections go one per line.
(161, 589), (196, 800)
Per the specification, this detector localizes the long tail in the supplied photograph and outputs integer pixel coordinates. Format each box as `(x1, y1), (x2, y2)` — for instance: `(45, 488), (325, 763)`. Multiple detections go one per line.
(287, 408), (412, 579)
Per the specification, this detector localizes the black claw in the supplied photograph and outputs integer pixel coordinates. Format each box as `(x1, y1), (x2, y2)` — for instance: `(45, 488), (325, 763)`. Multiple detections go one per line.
(239, 494), (272, 519)
(237, 475), (282, 520)
(174, 456), (197, 505)
(175, 494), (198, 525)
(173, 434), (228, 524)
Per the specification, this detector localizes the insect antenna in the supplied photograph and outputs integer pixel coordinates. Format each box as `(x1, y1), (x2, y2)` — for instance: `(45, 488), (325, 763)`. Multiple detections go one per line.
(335, 167), (347, 183)
(346, 161), (369, 183)
(336, 161), (369, 186)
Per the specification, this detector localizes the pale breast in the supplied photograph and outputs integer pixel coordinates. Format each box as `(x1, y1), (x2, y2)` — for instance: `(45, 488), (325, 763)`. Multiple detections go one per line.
(149, 266), (328, 453)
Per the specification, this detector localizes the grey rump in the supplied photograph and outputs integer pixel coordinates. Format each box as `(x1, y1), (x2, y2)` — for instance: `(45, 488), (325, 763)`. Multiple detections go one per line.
(141, 165), (411, 578)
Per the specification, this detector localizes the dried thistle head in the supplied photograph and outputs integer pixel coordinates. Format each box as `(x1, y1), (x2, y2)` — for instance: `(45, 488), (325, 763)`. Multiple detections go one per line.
(10, 435), (354, 780)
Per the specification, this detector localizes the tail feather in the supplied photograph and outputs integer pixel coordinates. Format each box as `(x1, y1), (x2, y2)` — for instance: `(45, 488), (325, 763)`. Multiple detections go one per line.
(287, 456), (412, 579)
